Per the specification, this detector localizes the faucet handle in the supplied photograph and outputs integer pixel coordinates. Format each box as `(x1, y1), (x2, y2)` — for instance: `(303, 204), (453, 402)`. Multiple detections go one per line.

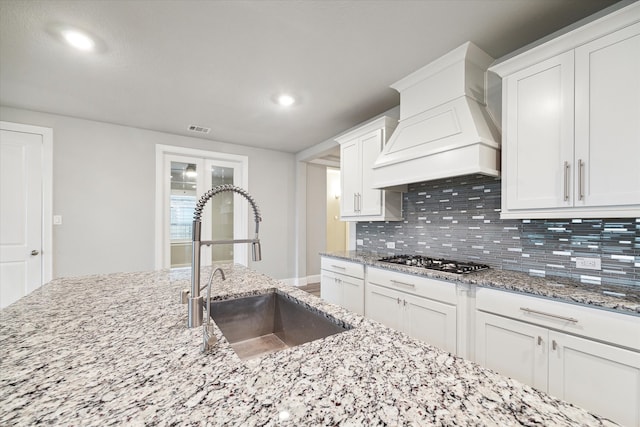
(180, 289), (190, 304)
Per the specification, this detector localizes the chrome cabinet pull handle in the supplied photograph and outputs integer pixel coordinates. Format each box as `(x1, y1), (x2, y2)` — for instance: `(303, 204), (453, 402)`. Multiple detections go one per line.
(331, 264), (346, 270)
(537, 336), (542, 346)
(391, 280), (416, 289)
(31, 250), (40, 256)
(353, 194), (357, 212)
(563, 161), (570, 202)
(396, 297), (401, 305)
(552, 340), (558, 351)
(578, 159), (585, 201)
(520, 307), (578, 323)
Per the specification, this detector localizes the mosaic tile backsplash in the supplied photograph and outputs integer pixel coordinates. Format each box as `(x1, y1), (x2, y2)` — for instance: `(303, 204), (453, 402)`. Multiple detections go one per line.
(356, 175), (639, 288)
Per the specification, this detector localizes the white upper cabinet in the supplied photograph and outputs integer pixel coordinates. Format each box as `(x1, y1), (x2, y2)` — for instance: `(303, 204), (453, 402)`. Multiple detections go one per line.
(491, 4), (640, 219)
(503, 51), (575, 211)
(337, 116), (403, 221)
(574, 22), (640, 209)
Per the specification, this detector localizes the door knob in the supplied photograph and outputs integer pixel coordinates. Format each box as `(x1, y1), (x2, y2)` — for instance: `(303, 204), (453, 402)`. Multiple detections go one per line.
(31, 250), (39, 256)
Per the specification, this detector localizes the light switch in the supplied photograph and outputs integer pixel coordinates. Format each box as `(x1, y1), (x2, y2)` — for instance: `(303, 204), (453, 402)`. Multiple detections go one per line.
(386, 241), (396, 249)
(53, 215), (63, 225)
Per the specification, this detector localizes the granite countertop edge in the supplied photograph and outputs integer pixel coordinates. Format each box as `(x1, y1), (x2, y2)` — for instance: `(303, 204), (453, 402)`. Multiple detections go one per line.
(320, 250), (640, 315)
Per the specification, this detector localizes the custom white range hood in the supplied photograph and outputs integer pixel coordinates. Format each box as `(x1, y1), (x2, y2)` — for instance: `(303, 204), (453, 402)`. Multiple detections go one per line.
(372, 42), (501, 190)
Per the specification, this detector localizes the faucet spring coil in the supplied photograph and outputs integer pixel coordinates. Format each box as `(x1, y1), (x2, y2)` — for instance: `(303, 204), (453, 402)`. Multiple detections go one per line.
(193, 184), (262, 223)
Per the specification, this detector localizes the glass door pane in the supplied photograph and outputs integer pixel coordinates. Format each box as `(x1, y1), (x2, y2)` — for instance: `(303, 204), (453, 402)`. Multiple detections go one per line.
(169, 161), (197, 268)
(210, 166), (234, 263)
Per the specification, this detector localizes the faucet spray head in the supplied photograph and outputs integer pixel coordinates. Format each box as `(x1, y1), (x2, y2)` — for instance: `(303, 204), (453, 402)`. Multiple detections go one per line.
(252, 241), (262, 262)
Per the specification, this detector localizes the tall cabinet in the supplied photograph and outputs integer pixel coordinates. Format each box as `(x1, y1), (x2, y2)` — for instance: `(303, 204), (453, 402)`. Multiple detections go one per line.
(490, 5), (640, 219)
(337, 116), (403, 221)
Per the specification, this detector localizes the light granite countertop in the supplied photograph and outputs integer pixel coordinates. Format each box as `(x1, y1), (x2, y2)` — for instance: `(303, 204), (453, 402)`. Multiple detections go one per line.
(0, 264), (620, 426)
(321, 251), (640, 315)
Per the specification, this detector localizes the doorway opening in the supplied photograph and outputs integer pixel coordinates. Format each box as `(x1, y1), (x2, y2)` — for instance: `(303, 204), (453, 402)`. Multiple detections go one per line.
(326, 167), (347, 253)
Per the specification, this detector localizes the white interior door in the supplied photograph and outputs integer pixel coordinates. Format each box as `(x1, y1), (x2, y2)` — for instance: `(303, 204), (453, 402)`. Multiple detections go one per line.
(1, 128), (43, 308)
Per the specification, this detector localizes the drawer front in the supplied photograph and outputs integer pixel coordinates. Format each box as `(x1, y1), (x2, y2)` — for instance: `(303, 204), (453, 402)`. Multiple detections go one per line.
(321, 257), (364, 279)
(476, 287), (640, 351)
(366, 266), (457, 305)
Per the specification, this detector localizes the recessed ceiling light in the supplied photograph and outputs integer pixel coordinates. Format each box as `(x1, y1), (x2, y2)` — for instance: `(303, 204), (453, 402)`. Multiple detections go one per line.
(61, 29), (95, 51)
(276, 94), (295, 107)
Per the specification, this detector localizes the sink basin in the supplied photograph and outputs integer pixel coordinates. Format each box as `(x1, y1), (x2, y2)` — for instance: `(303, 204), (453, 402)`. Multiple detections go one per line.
(207, 291), (351, 360)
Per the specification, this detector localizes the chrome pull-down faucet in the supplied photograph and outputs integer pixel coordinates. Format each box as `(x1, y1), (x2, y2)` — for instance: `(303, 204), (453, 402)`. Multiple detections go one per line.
(187, 184), (262, 328)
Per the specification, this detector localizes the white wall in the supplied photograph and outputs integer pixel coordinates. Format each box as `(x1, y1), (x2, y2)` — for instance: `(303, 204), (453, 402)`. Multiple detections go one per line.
(305, 163), (326, 277)
(0, 106), (296, 280)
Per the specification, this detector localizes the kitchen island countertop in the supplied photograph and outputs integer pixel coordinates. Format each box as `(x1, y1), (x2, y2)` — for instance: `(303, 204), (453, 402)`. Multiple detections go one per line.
(321, 251), (640, 315)
(0, 265), (619, 426)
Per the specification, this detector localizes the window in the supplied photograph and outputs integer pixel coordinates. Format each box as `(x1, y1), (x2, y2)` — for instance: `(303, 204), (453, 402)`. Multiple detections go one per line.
(170, 195), (196, 240)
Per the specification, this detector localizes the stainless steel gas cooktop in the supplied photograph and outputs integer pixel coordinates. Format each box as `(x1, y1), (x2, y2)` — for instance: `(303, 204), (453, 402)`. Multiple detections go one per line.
(378, 255), (490, 274)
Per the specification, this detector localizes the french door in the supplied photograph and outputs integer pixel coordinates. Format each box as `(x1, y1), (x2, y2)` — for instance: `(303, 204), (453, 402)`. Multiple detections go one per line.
(155, 145), (248, 269)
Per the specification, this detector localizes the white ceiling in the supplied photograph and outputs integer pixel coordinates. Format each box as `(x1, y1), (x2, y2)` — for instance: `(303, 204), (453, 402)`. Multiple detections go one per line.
(0, 0), (619, 154)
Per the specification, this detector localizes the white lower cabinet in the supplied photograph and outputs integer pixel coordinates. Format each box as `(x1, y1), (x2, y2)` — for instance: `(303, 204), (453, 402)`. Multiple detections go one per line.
(476, 311), (549, 391)
(320, 257), (364, 315)
(548, 331), (640, 427)
(366, 283), (403, 330)
(365, 267), (457, 354)
(476, 288), (640, 427)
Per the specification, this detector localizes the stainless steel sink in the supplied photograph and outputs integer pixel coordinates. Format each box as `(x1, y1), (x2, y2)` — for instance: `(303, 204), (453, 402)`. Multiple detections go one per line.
(207, 291), (351, 360)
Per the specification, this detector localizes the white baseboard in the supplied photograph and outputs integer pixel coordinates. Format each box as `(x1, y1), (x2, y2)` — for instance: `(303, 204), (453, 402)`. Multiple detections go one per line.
(279, 274), (321, 287)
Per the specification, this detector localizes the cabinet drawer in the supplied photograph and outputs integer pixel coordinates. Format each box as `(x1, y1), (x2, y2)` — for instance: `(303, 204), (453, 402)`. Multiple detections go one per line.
(366, 267), (457, 305)
(476, 287), (640, 351)
(321, 257), (364, 279)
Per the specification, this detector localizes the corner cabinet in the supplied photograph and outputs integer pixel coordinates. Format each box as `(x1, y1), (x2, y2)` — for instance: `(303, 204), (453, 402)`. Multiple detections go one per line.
(475, 287), (640, 427)
(490, 5), (640, 219)
(336, 116), (403, 221)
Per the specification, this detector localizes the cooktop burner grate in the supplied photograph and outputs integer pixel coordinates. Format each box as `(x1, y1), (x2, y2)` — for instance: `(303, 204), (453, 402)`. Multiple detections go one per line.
(378, 255), (490, 274)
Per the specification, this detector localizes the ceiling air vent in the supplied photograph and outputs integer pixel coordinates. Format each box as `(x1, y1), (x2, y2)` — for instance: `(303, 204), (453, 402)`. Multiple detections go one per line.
(188, 124), (211, 134)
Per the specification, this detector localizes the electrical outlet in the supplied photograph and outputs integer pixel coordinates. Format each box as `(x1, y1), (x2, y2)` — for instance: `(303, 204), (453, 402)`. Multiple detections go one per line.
(356, 239), (363, 246)
(53, 215), (63, 225)
(386, 242), (396, 249)
(576, 257), (601, 270)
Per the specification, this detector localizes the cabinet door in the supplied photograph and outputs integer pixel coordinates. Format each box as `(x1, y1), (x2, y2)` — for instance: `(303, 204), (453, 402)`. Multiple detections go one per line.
(365, 283), (402, 331)
(403, 293), (457, 353)
(341, 275), (364, 315)
(575, 22), (640, 208)
(358, 129), (383, 216)
(504, 51), (574, 210)
(340, 139), (360, 217)
(476, 311), (549, 391)
(548, 331), (640, 427)
(320, 271), (341, 306)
